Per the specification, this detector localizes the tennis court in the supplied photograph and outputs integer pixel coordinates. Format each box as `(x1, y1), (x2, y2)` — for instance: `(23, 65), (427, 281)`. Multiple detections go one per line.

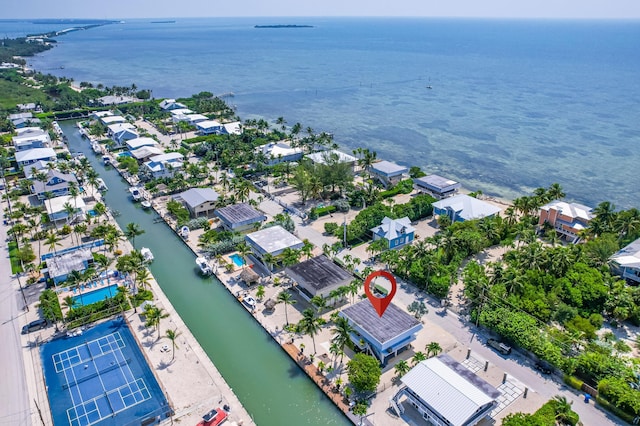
(41, 318), (171, 426)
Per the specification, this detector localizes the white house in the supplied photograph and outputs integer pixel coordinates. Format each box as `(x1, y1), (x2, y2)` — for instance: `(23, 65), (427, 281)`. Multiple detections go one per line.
(257, 142), (303, 165)
(130, 146), (164, 161)
(141, 152), (184, 179)
(223, 121), (242, 135)
(160, 99), (187, 111)
(196, 120), (224, 135)
(45, 195), (86, 223)
(306, 149), (357, 166)
(12, 127), (51, 151)
(125, 137), (159, 151)
(98, 95), (135, 106)
(15, 147), (57, 168)
(101, 115), (126, 125)
(91, 111), (113, 119)
(432, 194), (501, 222)
(610, 238), (640, 285)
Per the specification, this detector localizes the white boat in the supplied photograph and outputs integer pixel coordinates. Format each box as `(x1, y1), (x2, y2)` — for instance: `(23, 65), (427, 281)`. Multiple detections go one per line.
(179, 225), (190, 240)
(128, 186), (143, 201)
(196, 256), (213, 275)
(141, 200), (152, 209)
(92, 141), (102, 153)
(96, 178), (108, 191)
(243, 296), (257, 311)
(102, 155), (111, 165)
(140, 247), (154, 262)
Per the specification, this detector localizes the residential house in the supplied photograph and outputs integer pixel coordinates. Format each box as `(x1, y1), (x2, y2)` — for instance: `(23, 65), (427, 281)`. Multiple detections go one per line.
(285, 255), (352, 302)
(340, 300), (422, 365)
(15, 147), (57, 168)
(12, 117), (41, 128)
(107, 123), (139, 145)
(371, 216), (415, 250)
(391, 354), (500, 426)
(306, 149), (357, 167)
(538, 200), (593, 243)
(370, 160), (408, 188)
(141, 152), (184, 180)
(245, 225), (304, 265)
(45, 248), (94, 285)
(159, 99), (187, 111)
(31, 169), (78, 200)
(223, 121), (242, 135)
(257, 142), (304, 165)
(215, 203), (267, 232)
(44, 195), (86, 223)
(413, 174), (461, 199)
(125, 137), (159, 151)
(12, 127), (51, 151)
(432, 194), (501, 222)
(98, 95), (135, 106)
(173, 187), (220, 218)
(17, 102), (38, 111)
(610, 238), (640, 285)
(24, 160), (54, 179)
(91, 111), (113, 120)
(130, 146), (164, 161)
(8, 112), (32, 121)
(101, 115), (126, 126)
(196, 120), (225, 135)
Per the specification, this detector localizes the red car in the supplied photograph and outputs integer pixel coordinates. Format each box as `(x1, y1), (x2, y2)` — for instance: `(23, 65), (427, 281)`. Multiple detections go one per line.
(197, 408), (227, 426)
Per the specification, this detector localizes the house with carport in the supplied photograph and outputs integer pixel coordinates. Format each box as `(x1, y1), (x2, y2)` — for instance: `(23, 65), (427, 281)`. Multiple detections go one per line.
(285, 255), (352, 303)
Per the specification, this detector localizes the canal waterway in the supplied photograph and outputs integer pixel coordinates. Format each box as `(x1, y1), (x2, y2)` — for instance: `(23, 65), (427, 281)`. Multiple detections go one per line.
(61, 121), (349, 425)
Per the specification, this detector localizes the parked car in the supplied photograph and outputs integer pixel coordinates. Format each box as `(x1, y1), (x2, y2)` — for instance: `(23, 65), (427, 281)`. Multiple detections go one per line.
(21, 318), (48, 334)
(487, 338), (511, 355)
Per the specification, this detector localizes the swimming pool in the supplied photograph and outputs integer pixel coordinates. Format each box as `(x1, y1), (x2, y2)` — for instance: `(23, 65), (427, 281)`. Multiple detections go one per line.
(40, 318), (170, 426)
(230, 253), (246, 267)
(73, 285), (119, 307)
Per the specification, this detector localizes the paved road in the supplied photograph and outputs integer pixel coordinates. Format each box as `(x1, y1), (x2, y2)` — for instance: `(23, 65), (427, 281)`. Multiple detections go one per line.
(0, 209), (32, 426)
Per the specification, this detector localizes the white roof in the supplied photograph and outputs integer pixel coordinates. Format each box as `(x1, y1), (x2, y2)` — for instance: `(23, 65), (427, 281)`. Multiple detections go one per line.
(101, 115), (126, 125)
(432, 194), (501, 221)
(371, 216), (414, 240)
(15, 126), (43, 136)
(130, 146), (164, 160)
(92, 111), (113, 118)
(306, 149), (356, 165)
(169, 108), (194, 116)
(371, 160), (408, 176)
(186, 114), (209, 123)
(258, 142), (303, 158)
(246, 225), (303, 255)
(540, 200), (593, 221)
(24, 160), (53, 178)
(15, 148), (56, 163)
(197, 120), (223, 130)
(125, 137), (158, 150)
(611, 238), (640, 268)
(149, 152), (183, 163)
(107, 122), (135, 134)
(45, 195), (86, 215)
(223, 121), (242, 135)
(401, 356), (498, 426)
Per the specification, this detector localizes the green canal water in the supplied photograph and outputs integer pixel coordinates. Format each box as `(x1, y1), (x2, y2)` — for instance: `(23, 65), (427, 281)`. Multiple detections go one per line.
(62, 121), (349, 426)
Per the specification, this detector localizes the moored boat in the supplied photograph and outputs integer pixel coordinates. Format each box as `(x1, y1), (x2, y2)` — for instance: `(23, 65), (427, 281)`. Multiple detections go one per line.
(141, 200), (152, 209)
(128, 186), (143, 201)
(195, 256), (213, 275)
(141, 247), (154, 262)
(179, 225), (190, 240)
(96, 178), (108, 191)
(102, 155), (111, 165)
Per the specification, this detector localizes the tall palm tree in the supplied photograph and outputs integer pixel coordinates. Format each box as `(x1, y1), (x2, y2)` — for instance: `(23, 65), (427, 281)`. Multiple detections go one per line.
(236, 243), (251, 269)
(310, 295), (328, 313)
(136, 268), (152, 291)
(276, 291), (296, 325)
(331, 316), (354, 363)
(425, 342), (442, 358)
(165, 328), (182, 361)
(45, 231), (62, 256)
(547, 183), (565, 201)
(298, 308), (322, 354)
(124, 222), (145, 249)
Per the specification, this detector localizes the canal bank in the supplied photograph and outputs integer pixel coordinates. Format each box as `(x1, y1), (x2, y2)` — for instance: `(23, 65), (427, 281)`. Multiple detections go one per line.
(62, 121), (349, 426)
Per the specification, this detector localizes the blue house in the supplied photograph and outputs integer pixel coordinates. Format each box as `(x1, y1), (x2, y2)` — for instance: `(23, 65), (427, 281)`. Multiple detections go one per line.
(432, 194), (501, 222)
(31, 170), (78, 200)
(371, 217), (415, 249)
(340, 300), (422, 366)
(45, 248), (94, 285)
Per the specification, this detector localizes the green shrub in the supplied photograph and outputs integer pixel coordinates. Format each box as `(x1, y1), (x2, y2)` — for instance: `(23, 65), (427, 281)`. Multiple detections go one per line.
(324, 222), (339, 234)
(564, 375), (584, 391)
(595, 395), (637, 423)
(314, 205), (337, 217)
(598, 376), (640, 416)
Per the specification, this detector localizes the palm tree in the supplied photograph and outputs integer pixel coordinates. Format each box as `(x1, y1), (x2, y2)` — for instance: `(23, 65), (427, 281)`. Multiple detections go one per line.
(165, 328), (182, 361)
(298, 308), (322, 354)
(425, 342), (442, 358)
(552, 395), (573, 425)
(547, 183), (565, 201)
(62, 295), (77, 312)
(331, 315), (354, 363)
(124, 222), (145, 249)
(235, 243), (251, 269)
(310, 295), (328, 313)
(136, 267), (152, 291)
(412, 351), (427, 366)
(276, 291), (296, 325)
(394, 360), (410, 377)
(45, 231), (62, 256)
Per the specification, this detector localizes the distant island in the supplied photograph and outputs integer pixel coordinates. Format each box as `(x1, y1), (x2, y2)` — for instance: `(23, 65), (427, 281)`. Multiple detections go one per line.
(151, 21), (176, 24)
(254, 25), (314, 29)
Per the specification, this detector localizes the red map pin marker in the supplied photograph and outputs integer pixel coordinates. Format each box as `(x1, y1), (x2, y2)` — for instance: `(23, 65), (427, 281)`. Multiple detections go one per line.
(363, 270), (397, 317)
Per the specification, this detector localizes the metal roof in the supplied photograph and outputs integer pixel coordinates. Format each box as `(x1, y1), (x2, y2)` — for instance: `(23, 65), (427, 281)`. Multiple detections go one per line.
(306, 149), (356, 165)
(611, 237), (640, 268)
(540, 200), (593, 221)
(285, 255), (352, 294)
(401, 354), (500, 426)
(176, 188), (219, 209)
(245, 225), (303, 255)
(432, 194), (501, 221)
(215, 203), (265, 226)
(15, 147), (56, 163)
(341, 300), (420, 345)
(370, 216), (414, 241)
(414, 174), (461, 192)
(371, 160), (408, 176)
(45, 248), (93, 279)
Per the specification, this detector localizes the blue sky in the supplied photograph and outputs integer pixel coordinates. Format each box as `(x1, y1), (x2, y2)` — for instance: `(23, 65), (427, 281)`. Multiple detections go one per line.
(3, 0), (640, 19)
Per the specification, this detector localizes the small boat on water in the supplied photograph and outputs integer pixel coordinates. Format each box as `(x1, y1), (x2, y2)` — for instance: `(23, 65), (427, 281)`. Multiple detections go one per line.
(129, 186), (143, 201)
(96, 178), (108, 191)
(195, 256), (213, 275)
(179, 225), (190, 240)
(102, 155), (111, 165)
(92, 141), (102, 153)
(141, 247), (154, 262)
(141, 200), (152, 209)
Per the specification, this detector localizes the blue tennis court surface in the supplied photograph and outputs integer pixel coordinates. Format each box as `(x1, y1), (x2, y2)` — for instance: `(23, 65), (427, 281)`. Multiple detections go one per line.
(41, 318), (171, 426)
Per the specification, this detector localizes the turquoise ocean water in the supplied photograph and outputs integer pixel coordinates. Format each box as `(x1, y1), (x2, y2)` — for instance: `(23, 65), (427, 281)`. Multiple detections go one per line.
(10, 17), (640, 208)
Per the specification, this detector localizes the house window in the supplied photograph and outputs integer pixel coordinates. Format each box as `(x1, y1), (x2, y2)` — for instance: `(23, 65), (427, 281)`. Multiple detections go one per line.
(398, 237), (405, 244)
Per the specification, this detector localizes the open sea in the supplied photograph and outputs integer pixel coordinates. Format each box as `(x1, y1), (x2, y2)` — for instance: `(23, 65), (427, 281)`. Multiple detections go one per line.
(8, 17), (640, 208)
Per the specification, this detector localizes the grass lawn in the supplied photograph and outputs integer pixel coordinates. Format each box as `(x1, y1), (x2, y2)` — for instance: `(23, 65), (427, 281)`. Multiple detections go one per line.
(8, 240), (24, 274)
(0, 78), (49, 111)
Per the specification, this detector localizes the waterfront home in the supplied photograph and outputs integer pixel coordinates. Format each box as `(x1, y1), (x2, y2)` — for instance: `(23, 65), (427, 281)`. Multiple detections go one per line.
(101, 115), (127, 126)
(171, 111), (207, 124)
(285, 255), (352, 303)
(15, 147), (57, 168)
(125, 137), (159, 151)
(196, 120), (225, 135)
(17, 102), (38, 111)
(609, 237), (640, 285)
(107, 122), (135, 137)
(98, 95), (136, 105)
(130, 146), (164, 161)
(12, 117), (41, 128)
(370, 160), (408, 188)
(173, 187), (220, 218)
(31, 169), (78, 200)
(432, 194), (501, 223)
(215, 203), (267, 232)
(413, 174), (461, 199)
(91, 110), (113, 120)
(45, 247), (94, 285)
(223, 121), (243, 135)
(257, 142), (304, 165)
(44, 194), (86, 224)
(12, 127), (51, 151)
(245, 225), (304, 267)
(391, 354), (500, 426)
(159, 98), (187, 111)
(339, 300), (422, 366)
(141, 152), (184, 180)
(538, 200), (593, 243)
(8, 112), (32, 121)
(306, 149), (357, 167)
(24, 160), (54, 179)
(371, 216), (415, 250)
